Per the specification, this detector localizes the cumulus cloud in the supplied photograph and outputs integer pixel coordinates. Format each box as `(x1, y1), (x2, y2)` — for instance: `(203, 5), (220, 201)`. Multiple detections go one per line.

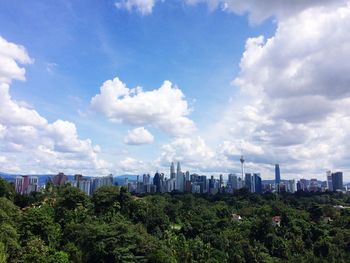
(219, 3), (350, 179)
(0, 36), (111, 175)
(119, 157), (154, 174)
(0, 83), (47, 127)
(0, 36), (33, 84)
(115, 0), (156, 15)
(117, 0), (347, 22)
(159, 136), (239, 173)
(91, 77), (195, 136)
(124, 127), (154, 145)
(185, 0), (347, 23)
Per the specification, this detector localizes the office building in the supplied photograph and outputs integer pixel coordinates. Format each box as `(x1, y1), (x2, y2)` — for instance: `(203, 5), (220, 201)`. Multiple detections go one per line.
(275, 164), (281, 185)
(170, 162), (176, 179)
(176, 162), (184, 192)
(331, 172), (343, 191)
(326, 171), (333, 191)
(287, 179), (296, 193)
(15, 175), (38, 194)
(143, 174), (150, 185)
(254, 173), (262, 194)
(153, 172), (162, 193)
(79, 179), (91, 195)
(52, 172), (68, 186)
(245, 173), (255, 192)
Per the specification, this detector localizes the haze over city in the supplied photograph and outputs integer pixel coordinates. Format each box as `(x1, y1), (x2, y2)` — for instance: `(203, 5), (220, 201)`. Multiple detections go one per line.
(1, 0), (350, 181)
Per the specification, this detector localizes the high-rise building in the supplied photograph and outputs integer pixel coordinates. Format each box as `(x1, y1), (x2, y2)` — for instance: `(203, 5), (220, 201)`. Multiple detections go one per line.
(198, 175), (207, 193)
(253, 173), (262, 194)
(165, 178), (176, 192)
(287, 179), (296, 193)
(90, 174), (113, 194)
(309, 179), (319, 192)
(79, 179), (91, 195)
(228, 174), (239, 191)
(331, 172), (343, 191)
(219, 174), (223, 192)
(275, 164), (281, 185)
(185, 171), (190, 181)
(326, 171), (333, 191)
(52, 172), (68, 186)
(153, 172), (161, 193)
(170, 162), (176, 179)
(176, 162), (184, 192)
(299, 179), (308, 191)
(143, 174), (150, 185)
(74, 174), (83, 187)
(245, 173), (253, 192)
(15, 175), (38, 194)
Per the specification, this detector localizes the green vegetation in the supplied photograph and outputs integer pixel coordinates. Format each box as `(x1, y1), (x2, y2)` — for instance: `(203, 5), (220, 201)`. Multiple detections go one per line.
(0, 177), (349, 262)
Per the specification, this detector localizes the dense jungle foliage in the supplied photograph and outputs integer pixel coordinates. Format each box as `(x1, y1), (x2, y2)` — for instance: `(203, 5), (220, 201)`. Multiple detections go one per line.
(0, 177), (349, 263)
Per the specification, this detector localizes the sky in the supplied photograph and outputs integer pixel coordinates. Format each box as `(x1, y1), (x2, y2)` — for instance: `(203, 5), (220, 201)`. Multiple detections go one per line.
(1, 0), (350, 181)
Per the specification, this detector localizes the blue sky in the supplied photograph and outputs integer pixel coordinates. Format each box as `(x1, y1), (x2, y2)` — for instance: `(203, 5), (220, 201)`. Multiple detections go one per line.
(1, 0), (350, 180)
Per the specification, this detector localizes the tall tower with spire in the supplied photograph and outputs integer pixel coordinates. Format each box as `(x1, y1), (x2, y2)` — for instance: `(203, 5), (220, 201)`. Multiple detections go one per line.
(170, 162), (175, 179)
(176, 161), (184, 192)
(240, 155), (245, 180)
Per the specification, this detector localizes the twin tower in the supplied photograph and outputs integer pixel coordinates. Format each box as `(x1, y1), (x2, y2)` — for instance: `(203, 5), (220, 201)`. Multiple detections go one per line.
(170, 161), (184, 192)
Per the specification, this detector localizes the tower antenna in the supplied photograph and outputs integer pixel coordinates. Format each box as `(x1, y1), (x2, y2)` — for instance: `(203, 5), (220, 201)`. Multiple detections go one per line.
(239, 141), (245, 181)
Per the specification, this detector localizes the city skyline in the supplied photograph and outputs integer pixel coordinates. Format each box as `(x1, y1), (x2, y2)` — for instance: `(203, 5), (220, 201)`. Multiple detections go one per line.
(1, 1), (350, 180)
(11, 161), (347, 196)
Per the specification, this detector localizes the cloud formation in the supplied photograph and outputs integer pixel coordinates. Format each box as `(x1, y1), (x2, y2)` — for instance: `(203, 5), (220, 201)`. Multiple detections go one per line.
(124, 127), (154, 145)
(115, 0), (156, 15)
(223, 3), (350, 178)
(0, 36), (33, 84)
(185, 0), (347, 23)
(91, 77), (195, 136)
(0, 37), (111, 175)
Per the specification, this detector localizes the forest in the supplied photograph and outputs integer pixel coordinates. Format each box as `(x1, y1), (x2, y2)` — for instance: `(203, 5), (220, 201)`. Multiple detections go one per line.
(0, 177), (349, 263)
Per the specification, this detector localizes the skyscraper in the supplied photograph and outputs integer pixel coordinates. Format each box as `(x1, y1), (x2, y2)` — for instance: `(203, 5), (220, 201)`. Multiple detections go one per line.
(331, 172), (343, 191)
(176, 161), (184, 192)
(153, 172), (162, 193)
(170, 162), (176, 179)
(254, 173), (262, 194)
(143, 174), (150, 185)
(245, 173), (253, 192)
(52, 172), (68, 186)
(275, 164), (281, 185)
(326, 171), (333, 191)
(15, 175), (38, 194)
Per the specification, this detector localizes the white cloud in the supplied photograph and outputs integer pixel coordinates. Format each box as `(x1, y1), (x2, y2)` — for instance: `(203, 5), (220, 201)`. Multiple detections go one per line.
(159, 136), (237, 173)
(0, 36), (111, 176)
(185, 0), (347, 23)
(91, 77), (195, 136)
(0, 83), (48, 127)
(115, 0), (156, 15)
(119, 157), (153, 174)
(218, 3), (350, 179)
(0, 36), (33, 84)
(124, 127), (154, 145)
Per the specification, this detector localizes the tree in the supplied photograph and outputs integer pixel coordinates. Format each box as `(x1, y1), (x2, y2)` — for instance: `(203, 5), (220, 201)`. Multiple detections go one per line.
(55, 186), (91, 225)
(0, 242), (7, 263)
(0, 178), (15, 201)
(19, 205), (61, 248)
(91, 186), (120, 217)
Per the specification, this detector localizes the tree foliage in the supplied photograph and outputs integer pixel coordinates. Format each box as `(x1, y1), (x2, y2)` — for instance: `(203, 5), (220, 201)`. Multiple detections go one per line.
(0, 178), (349, 262)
